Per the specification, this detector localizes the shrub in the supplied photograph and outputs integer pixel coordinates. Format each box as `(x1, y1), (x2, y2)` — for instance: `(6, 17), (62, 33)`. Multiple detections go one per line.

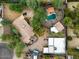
(31, 7), (46, 36)
(1, 19), (12, 26)
(67, 36), (72, 41)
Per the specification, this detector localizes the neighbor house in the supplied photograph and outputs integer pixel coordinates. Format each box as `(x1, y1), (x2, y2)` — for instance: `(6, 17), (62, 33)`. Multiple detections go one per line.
(13, 15), (34, 43)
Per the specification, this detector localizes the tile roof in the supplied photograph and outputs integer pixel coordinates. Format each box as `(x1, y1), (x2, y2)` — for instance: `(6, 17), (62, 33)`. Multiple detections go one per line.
(47, 7), (55, 14)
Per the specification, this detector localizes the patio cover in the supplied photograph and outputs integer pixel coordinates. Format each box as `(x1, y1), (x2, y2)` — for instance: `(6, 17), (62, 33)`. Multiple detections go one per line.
(50, 27), (59, 33)
(54, 21), (64, 32)
(13, 15), (34, 43)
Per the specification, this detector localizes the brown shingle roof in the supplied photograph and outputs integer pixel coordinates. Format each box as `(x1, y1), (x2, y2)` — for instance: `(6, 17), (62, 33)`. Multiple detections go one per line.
(13, 15), (34, 43)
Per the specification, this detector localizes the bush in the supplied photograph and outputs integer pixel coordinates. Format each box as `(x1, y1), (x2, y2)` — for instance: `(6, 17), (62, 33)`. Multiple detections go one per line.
(67, 36), (72, 41)
(1, 19), (12, 26)
(31, 7), (46, 36)
(15, 42), (25, 57)
(63, 17), (73, 27)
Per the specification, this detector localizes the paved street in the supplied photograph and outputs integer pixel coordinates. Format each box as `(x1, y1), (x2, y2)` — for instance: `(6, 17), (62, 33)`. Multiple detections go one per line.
(0, 43), (13, 59)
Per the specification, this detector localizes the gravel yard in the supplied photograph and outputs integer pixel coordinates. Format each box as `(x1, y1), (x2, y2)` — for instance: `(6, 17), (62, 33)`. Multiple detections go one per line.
(68, 2), (79, 10)
(67, 28), (79, 48)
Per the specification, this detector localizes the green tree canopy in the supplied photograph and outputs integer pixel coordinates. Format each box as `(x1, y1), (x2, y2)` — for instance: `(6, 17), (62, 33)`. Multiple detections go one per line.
(1, 19), (12, 26)
(32, 7), (46, 36)
(15, 42), (25, 57)
(9, 3), (24, 13)
(26, 0), (41, 10)
(63, 17), (73, 27)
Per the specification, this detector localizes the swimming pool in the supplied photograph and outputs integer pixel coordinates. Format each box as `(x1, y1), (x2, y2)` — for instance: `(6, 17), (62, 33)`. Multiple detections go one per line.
(47, 13), (56, 21)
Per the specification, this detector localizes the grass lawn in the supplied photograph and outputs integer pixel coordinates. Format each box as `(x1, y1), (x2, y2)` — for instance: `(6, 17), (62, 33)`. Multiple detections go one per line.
(44, 55), (50, 59)
(49, 31), (65, 38)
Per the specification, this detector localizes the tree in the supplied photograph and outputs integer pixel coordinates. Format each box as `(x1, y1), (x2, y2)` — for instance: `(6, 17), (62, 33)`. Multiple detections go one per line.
(26, 0), (40, 10)
(1, 19), (12, 26)
(19, 0), (27, 6)
(31, 7), (46, 36)
(67, 36), (72, 41)
(63, 17), (73, 27)
(9, 3), (24, 13)
(15, 42), (25, 57)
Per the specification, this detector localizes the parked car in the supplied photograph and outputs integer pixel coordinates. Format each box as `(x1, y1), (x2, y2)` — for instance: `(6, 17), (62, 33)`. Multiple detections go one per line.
(32, 49), (39, 59)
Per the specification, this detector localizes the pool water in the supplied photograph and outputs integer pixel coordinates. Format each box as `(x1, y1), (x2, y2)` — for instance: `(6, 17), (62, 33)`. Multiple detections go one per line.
(47, 13), (56, 21)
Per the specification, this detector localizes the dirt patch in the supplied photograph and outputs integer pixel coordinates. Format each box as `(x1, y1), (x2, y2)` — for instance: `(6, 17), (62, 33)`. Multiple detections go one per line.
(68, 38), (79, 48)
(3, 3), (21, 21)
(68, 2), (79, 11)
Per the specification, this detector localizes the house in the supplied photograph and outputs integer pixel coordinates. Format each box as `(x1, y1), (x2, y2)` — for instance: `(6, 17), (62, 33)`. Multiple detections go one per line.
(50, 21), (64, 33)
(12, 15), (34, 43)
(43, 38), (66, 54)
